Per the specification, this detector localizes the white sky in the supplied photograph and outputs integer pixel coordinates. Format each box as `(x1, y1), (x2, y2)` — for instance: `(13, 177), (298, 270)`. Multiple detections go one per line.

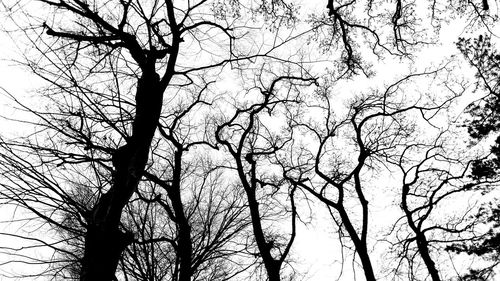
(0, 1), (499, 281)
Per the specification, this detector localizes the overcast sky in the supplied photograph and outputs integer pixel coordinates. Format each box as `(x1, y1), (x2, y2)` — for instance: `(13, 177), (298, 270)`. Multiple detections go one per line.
(0, 1), (499, 280)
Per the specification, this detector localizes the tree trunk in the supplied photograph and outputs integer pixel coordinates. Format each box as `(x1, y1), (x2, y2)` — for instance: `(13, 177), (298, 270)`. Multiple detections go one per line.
(337, 208), (377, 281)
(80, 72), (163, 281)
(246, 188), (282, 281)
(356, 243), (377, 281)
(170, 149), (193, 281)
(402, 185), (441, 281)
(80, 225), (133, 280)
(416, 234), (441, 281)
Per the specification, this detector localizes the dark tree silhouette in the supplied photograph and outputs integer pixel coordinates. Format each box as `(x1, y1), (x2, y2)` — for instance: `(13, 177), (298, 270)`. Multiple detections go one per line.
(0, 1), (499, 281)
(458, 35), (500, 180)
(215, 74), (317, 281)
(282, 67), (464, 281)
(0, 1), (302, 280)
(442, 34), (500, 280)
(388, 130), (484, 281)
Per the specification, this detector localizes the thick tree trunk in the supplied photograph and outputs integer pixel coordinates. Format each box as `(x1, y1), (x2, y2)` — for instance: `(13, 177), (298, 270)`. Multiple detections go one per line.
(80, 73), (164, 281)
(80, 225), (133, 280)
(78, 2), (181, 275)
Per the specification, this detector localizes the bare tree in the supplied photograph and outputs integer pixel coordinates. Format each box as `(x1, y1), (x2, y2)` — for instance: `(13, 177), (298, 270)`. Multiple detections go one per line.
(215, 73), (317, 281)
(281, 67), (464, 281)
(314, 0), (497, 76)
(1, 1), (499, 281)
(385, 129), (483, 281)
(0, 0), (303, 280)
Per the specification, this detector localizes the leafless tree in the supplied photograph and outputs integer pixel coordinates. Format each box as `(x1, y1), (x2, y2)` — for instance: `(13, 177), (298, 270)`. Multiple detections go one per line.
(281, 67), (465, 281)
(0, 1), (499, 281)
(0, 0), (305, 280)
(385, 130), (483, 281)
(215, 73), (317, 281)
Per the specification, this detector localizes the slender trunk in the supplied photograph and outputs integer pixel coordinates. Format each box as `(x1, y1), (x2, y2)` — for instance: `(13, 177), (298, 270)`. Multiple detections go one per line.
(176, 220), (192, 281)
(337, 207), (377, 281)
(246, 188), (281, 281)
(356, 243), (376, 281)
(416, 234), (441, 281)
(402, 185), (441, 281)
(170, 149), (193, 281)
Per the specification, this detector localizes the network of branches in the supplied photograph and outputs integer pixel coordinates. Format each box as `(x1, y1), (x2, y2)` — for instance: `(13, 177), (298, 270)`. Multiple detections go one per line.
(0, 0), (498, 281)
